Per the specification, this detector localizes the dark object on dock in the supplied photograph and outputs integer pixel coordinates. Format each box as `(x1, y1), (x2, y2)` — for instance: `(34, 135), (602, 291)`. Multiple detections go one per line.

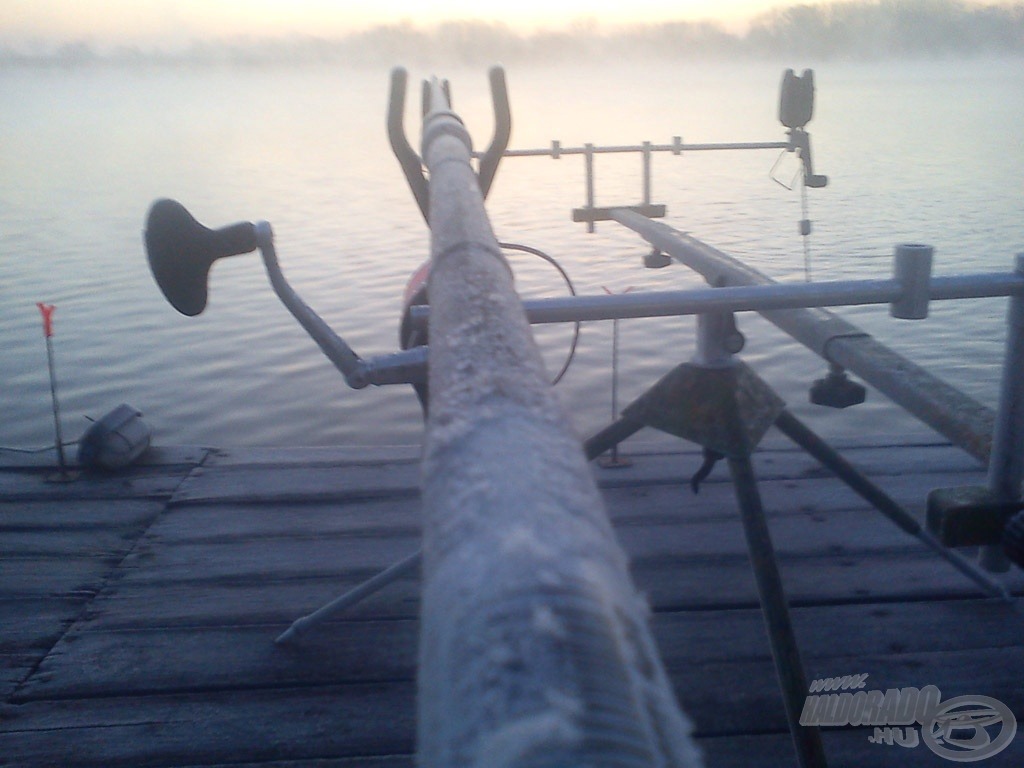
(77, 404), (151, 470)
(1004, 511), (1024, 568)
(928, 486), (1013, 547)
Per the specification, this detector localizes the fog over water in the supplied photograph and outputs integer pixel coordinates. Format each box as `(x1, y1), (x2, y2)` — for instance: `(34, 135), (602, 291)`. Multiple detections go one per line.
(1, 3), (1022, 451)
(2, 1), (1024, 450)
(2, 1), (1022, 66)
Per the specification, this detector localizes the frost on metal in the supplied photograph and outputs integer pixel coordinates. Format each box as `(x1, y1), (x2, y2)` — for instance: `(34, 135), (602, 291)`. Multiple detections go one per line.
(417, 125), (702, 767)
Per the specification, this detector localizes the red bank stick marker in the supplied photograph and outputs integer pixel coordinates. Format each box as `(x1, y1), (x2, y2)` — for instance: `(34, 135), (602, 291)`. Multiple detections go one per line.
(37, 302), (71, 478)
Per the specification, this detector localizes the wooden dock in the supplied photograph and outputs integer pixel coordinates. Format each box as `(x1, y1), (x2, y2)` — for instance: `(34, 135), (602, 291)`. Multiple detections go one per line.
(2, 438), (1023, 766)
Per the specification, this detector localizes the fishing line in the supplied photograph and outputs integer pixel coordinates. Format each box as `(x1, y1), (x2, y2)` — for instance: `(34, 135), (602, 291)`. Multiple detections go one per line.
(499, 241), (580, 385)
(0, 441), (79, 454)
(769, 148), (815, 282)
(800, 172), (813, 282)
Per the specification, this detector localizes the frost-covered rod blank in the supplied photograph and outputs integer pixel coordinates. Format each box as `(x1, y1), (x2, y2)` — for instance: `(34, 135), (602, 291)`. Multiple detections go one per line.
(415, 73), (702, 767)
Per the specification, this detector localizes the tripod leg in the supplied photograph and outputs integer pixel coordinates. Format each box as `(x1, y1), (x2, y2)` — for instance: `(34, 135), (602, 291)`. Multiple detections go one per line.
(583, 414), (645, 460)
(728, 453), (829, 768)
(275, 550), (422, 645)
(774, 410), (1009, 600)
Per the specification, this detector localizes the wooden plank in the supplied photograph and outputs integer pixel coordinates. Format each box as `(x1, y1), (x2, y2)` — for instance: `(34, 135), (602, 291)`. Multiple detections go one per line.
(0, 443), (980, 503)
(2, 529), (144, 558)
(15, 620), (419, 700)
(0, 556), (117, 598)
(80, 579), (422, 629)
(8, 730), (1018, 768)
(147, 498), (422, 544)
(3, 650), (1021, 766)
(79, 545), (1024, 631)
(2, 440), (1014, 768)
(0, 666), (32, 702)
(0, 683), (417, 767)
(17, 599), (1022, 702)
(0, 654), (34, 682)
(135, 446), (210, 467)
(117, 537), (423, 585)
(168, 760), (413, 768)
(0, 446), (206, 470)
(112, 499), (1022, 587)
(0, 598), (78, 652)
(166, 443), (983, 505)
(142, 468), (987, 549)
(0, 467), (192, 502)
(0, 500), (164, 530)
(635, 550), (1024, 609)
(0, 596), (87, 702)
(203, 446), (422, 467)
(684, 649), (1024, 737)
(700, 729), (1024, 768)
(595, 442), (983, 485)
(169, 463), (421, 505)
(0, 500), (163, 600)
(145, 435), (959, 470)
(272, 747), (983, 768)
(607, 470), (986, 526)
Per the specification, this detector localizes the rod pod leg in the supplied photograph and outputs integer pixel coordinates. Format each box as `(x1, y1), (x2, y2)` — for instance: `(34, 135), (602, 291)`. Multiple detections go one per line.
(728, 453), (829, 768)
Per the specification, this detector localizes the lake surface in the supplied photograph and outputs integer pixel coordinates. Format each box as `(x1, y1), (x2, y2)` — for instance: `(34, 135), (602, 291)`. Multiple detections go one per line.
(2, 58), (1023, 452)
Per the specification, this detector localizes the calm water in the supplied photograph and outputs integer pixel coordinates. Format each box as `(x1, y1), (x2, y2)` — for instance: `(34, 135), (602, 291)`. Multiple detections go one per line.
(2, 59), (1023, 451)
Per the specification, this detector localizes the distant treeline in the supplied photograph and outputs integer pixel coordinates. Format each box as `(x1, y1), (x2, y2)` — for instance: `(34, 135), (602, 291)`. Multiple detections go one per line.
(3, 0), (1023, 67)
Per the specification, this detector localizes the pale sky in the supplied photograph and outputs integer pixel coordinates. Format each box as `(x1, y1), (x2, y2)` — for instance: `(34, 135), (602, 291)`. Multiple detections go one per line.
(2, 0), (836, 46)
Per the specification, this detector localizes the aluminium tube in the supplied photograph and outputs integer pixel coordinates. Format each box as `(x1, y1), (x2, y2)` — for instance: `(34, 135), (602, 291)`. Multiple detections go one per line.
(981, 253), (1024, 571)
(611, 209), (996, 463)
(416, 80), (702, 768)
(728, 454), (828, 768)
(406, 273), (1023, 328)
(254, 223), (368, 389)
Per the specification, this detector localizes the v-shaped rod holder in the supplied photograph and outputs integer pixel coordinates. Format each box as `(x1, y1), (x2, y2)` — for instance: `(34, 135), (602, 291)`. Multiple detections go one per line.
(388, 65), (511, 221)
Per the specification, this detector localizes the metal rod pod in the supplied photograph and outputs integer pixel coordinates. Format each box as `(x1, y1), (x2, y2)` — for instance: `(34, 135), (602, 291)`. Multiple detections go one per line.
(891, 243), (933, 319)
